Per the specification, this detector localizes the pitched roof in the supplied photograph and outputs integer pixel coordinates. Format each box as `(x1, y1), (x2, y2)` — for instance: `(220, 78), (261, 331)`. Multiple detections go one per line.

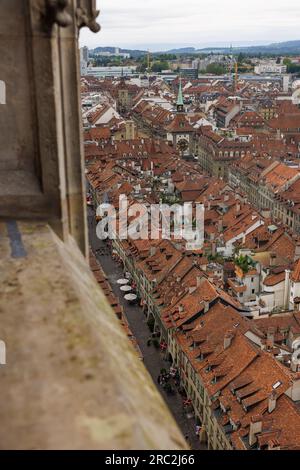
(166, 114), (194, 133)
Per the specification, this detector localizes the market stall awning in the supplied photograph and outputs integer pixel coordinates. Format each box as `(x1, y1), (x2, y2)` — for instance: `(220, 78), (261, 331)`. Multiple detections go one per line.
(117, 278), (129, 285)
(120, 285), (132, 292)
(124, 294), (137, 301)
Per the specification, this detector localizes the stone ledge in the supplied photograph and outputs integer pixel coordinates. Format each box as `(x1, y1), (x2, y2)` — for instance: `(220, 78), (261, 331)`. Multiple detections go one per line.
(0, 221), (187, 450)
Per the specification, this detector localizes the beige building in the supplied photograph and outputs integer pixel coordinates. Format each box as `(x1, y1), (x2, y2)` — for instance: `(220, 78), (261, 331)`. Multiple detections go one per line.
(195, 128), (252, 180)
(229, 160), (300, 234)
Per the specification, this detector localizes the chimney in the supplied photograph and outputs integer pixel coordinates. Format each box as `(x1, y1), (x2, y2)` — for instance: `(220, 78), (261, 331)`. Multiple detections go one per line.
(261, 208), (271, 219)
(203, 300), (209, 313)
(249, 416), (262, 447)
(224, 332), (234, 349)
(189, 285), (197, 294)
(294, 298), (300, 312)
(276, 128), (281, 141)
(294, 243), (300, 261)
(150, 246), (157, 256)
(291, 349), (300, 372)
(269, 252), (277, 267)
(283, 269), (290, 310)
(179, 304), (184, 313)
(236, 201), (241, 212)
(218, 219), (223, 233)
(267, 327), (275, 348)
(268, 391), (277, 413)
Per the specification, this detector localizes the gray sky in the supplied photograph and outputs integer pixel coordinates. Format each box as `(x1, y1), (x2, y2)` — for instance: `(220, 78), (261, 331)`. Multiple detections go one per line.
(79, 0), (300, 51)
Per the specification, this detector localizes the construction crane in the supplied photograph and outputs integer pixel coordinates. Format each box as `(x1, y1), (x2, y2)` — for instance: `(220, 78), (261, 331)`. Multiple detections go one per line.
(234, 61), (238, 94)
(228, 44), (238, 93)
(147, 50), (151, 73)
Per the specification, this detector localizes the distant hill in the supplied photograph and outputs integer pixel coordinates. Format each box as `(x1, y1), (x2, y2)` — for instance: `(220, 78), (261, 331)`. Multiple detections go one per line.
(197, 40), (300, 55)
(90, 41), (300, 58)
(159, 47), (197, 54)
(163, 40), (300, 55)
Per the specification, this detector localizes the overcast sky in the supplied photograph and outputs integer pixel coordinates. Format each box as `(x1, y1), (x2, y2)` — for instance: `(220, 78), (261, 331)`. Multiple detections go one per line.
(80, 0), (300, 51)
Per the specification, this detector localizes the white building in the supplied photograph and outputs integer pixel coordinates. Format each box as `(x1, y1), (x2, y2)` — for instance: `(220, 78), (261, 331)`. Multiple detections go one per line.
(289, 261), (300, 310)
(80, 60), (87, 76)
(217, 214), (264, 258)
(258, 268), (287, 314)
(82, 103), (122, 128)
(80, 46), (89, 62)
(283, 74), (290, 93)
(80, 46), (89, 76)
(94, 48), (130, 59)
(254, 61), (287, 75)
(85, 66), (137, 78)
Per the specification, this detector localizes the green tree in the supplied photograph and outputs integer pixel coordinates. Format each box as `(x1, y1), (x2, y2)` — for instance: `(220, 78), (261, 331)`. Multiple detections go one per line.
(154, 53), (176, 61)
(237, 53), (245, 64)
(235, 255), (255, 274)
(206, 63), (226, 75)
(137, 62), (147, 73)
(283, 58), (300, 73)
(151, 61), (169, 72)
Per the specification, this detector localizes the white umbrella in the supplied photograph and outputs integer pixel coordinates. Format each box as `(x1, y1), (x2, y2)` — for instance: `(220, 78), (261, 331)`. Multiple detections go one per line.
(120, 285), (132, 292)
(124, 293), (137, 301)
(117, 278), (129, 285)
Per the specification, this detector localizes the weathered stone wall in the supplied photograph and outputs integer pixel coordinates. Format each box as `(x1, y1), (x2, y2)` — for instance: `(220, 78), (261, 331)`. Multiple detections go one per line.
(0, 221), (187, 449)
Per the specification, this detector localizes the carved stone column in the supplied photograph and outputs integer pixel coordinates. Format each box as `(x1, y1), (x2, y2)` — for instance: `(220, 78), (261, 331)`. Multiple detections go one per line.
(0, 0), (100, 255)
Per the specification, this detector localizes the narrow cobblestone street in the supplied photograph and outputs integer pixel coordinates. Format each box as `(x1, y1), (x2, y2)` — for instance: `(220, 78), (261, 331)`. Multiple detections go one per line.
(87, 208), (206, 450)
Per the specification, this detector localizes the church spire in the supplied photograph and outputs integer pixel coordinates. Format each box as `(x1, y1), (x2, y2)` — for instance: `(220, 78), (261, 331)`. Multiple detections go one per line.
(120, 66), (125, 85)
(176, 76), (184, 113)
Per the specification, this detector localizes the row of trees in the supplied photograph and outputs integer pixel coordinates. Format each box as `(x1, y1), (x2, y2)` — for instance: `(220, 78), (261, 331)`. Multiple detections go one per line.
(90, 56), (133, 67)
(283, 58), (300, 74)
(137, 59), (170, 73)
